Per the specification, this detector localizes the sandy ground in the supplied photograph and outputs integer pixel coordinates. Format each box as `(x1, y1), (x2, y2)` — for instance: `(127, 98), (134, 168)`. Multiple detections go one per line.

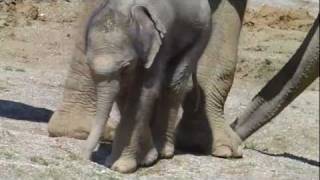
(0, 0), (319, 179)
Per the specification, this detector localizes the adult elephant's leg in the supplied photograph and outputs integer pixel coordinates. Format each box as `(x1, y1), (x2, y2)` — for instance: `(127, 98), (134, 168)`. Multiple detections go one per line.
(48, 48), (117, 141)
(177, 0), (246, 157)
(48, 3), (117, 142)
(48, 48), (96, 139)
(231, 17), (320, 140)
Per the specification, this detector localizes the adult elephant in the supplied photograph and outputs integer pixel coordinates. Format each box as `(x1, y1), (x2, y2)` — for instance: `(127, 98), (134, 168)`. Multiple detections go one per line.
(231, 16), (319, 140)
(48, 0), (245, 158)
(176, 0), (246, 157)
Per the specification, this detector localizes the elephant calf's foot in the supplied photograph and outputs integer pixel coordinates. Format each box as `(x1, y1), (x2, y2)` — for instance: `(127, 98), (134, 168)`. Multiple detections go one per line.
(140, 147), (159, 166)
(157, 141), (175, 159)
(212, 127), (243, 158)
(110, 156), (138, 173)
(108, 148), (158, 173)
(107, 134), (158, 173)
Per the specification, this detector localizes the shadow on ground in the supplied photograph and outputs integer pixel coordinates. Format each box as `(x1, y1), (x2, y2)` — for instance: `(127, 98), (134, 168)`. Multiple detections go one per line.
(0, 100), (53, 123)
(1, 100), (318, 168)
(91, 143), (112, 165)
(250, 148), (320, 167)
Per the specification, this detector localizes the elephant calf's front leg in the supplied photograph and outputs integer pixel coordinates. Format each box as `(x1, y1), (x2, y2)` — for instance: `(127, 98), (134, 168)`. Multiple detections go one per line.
(152, 86), (186, 158)
(108, 83), (159, 173)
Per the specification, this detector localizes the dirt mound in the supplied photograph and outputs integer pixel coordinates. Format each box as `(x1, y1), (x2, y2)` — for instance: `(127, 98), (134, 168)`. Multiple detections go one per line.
(244, 5), (316, 31)
(1, 1), (316, 32)
(0, 0), (40, 27)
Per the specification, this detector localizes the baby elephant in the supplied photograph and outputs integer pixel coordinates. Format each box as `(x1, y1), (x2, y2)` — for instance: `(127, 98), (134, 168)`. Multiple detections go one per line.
(80, 0), (211, 173)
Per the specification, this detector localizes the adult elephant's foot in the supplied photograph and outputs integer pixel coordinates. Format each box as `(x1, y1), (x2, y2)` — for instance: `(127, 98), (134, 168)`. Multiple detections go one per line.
(176, 114), (242, 157)
(212, 126), (243, 158)
(48, 104), (118, 142)
(48, 107), (94, 140)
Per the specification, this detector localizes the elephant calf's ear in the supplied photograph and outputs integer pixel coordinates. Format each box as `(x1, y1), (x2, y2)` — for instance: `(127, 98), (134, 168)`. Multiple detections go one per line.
(129, 6), (164, 69)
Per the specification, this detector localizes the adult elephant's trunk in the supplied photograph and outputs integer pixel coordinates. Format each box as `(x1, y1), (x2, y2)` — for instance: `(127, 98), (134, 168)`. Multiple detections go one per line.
(231, 16), (319, 140)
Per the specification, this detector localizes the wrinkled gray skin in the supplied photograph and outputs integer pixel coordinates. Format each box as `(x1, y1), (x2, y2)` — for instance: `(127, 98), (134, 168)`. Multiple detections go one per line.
(49, 1), (319, 171)
(48, 0), (244, 164)
(231, 16), (320, 140)
(64, 0), (211, 173)
(176, 0), (246, 157)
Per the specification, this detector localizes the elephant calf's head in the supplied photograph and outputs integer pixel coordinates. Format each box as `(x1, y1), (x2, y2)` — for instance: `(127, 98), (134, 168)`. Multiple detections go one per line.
(85, 4), (166, 76)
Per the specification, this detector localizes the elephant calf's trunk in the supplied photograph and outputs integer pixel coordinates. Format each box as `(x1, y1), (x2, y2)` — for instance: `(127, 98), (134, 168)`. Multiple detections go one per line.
(83, 75), (120, 158)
